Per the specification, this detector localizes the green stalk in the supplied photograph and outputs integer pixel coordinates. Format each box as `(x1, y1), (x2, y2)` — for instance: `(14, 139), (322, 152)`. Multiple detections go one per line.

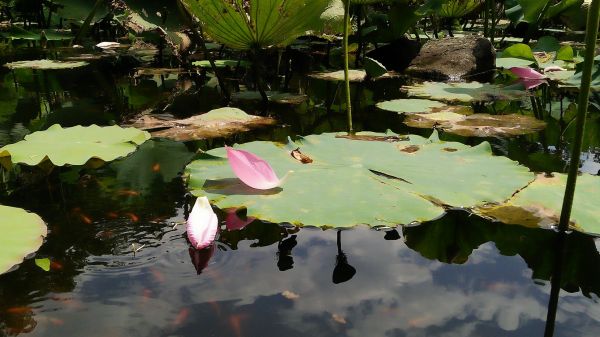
(343, 0), (353, 134)
(177, 0), (231, 101)
(557, 0), (600, 232)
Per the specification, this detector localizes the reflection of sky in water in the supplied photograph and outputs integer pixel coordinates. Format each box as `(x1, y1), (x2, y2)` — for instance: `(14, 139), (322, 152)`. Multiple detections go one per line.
(24, 225), (600, 337)
(581, 150), (600, 175)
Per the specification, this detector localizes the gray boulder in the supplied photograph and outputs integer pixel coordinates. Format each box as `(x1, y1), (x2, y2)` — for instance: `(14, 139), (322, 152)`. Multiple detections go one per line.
(406, 36), (496, 82)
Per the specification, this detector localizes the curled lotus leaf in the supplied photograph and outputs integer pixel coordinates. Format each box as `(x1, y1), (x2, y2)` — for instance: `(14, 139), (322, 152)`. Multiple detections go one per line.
(309, 69), (367, 82)
(185, 132), (533, 228)
(129, 107), (276, 142)
(0, 124), (150, 169)
(376, 98), (473, 115)
(478, 173), (600, 236)
(404, 112), (546, 137)
(3, 59), (89, 70)
(405, 81), (526, 103)
(0, 205), (47, 275)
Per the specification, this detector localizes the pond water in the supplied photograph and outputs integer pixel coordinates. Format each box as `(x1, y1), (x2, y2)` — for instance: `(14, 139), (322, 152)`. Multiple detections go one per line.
(1, 51), (600, 337)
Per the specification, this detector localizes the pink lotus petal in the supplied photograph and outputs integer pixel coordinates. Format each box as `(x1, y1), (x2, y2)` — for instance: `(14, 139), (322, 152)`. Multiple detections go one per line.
(186, 197), (218, 249)
(226, 146), (281, 190)
(225, 208), (255, 231)
(510, 67), (545, 79)
(509, 67), (547, 90)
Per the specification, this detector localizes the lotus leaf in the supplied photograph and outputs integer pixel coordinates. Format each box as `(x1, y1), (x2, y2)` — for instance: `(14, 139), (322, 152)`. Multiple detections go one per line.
(309, 69), (367, 82)
(376, 98), (473, 115)
(129, 108), (276, 142)
(404, 81), (526, 103)
(404, 112), (546, 137)
(231, 91), (308, 105)
(192, 60), (251, 68)
(363, 57), (387, 78)
(478, 173), (600, 236)
(0, 205), (47, 274)
(0, 124), (150, 169)
(181, 0), (331, 49)
(185, 132), (533, 228)
(496, 57), (535, 69)
(3, 59), (88, 70)
(438, 0), (481, 18)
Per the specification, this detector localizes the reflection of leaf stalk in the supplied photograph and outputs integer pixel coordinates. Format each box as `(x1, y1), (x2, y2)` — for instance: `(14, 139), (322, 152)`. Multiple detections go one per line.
(558, 0), (600, 232)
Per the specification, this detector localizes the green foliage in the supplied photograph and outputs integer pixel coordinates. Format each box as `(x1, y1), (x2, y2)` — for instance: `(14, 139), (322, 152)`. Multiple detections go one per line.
(480, 173), (600, 236)
(181, 0), (332, 49)
(186, 132), (533, 228)
(405, 81), (526, 103)
(0, 124), (150, 169)
(0, 205), (47, 274)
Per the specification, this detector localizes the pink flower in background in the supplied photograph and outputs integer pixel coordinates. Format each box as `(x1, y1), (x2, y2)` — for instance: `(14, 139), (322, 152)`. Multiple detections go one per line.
(186, 197), (218, 250)
(510, 67), (546, 90)
(226, 146), (282, 190)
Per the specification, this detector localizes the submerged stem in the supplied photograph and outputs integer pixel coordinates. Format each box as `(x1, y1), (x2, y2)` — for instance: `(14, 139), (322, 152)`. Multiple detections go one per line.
(343, 0), (353, 134)
(557, 0), (600, 232)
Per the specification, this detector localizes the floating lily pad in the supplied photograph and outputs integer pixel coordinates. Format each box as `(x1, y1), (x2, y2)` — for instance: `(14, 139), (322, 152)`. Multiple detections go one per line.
(129, 107), (277, 142)
(185, 132), (533, 228)
(231, 91), (308, 105)
(478, 173), (600, 236)
(496, 57), (536, 68)
(0, 124), (150, 169)
(309, 69), (367, 82)
(404, 113), (546, 137)
(405, 81), (526, 103)
(192, 60), (250, 68)
(0, 205), (47, 274)
(376, 98), (473, 115)
(3, 59), (89, 70)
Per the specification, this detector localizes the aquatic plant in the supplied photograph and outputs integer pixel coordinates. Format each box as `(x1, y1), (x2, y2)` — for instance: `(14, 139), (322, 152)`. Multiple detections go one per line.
(186, 132), (533, 228)
(0, 205), (47, 274)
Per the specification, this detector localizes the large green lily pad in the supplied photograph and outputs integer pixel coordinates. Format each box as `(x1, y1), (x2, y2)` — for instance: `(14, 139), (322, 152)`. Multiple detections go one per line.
(478, 173), (600, 236)
(376, 98), (473, 115)
(185, 132), (533, 228)
(0, 124), (150, 169)
(129, 108), (276, 141)
(0, 205), (47, 274)
(3, 59), (89, 70)
(404, 112), (546, 137)
(405, 81), (526, 103)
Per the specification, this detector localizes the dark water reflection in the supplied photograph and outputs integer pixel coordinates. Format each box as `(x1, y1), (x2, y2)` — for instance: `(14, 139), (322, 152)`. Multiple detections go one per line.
(1, 52), (600, 337)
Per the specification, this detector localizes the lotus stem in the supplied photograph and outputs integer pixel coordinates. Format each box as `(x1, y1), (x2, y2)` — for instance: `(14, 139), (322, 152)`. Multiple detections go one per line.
(177, 0), (231, 101)
(557, 0), (600, 232)
(343, 0), (353, 134)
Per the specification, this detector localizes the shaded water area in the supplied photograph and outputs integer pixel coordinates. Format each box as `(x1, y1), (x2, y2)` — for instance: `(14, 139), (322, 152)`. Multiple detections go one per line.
(1, 50), (600, 337)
